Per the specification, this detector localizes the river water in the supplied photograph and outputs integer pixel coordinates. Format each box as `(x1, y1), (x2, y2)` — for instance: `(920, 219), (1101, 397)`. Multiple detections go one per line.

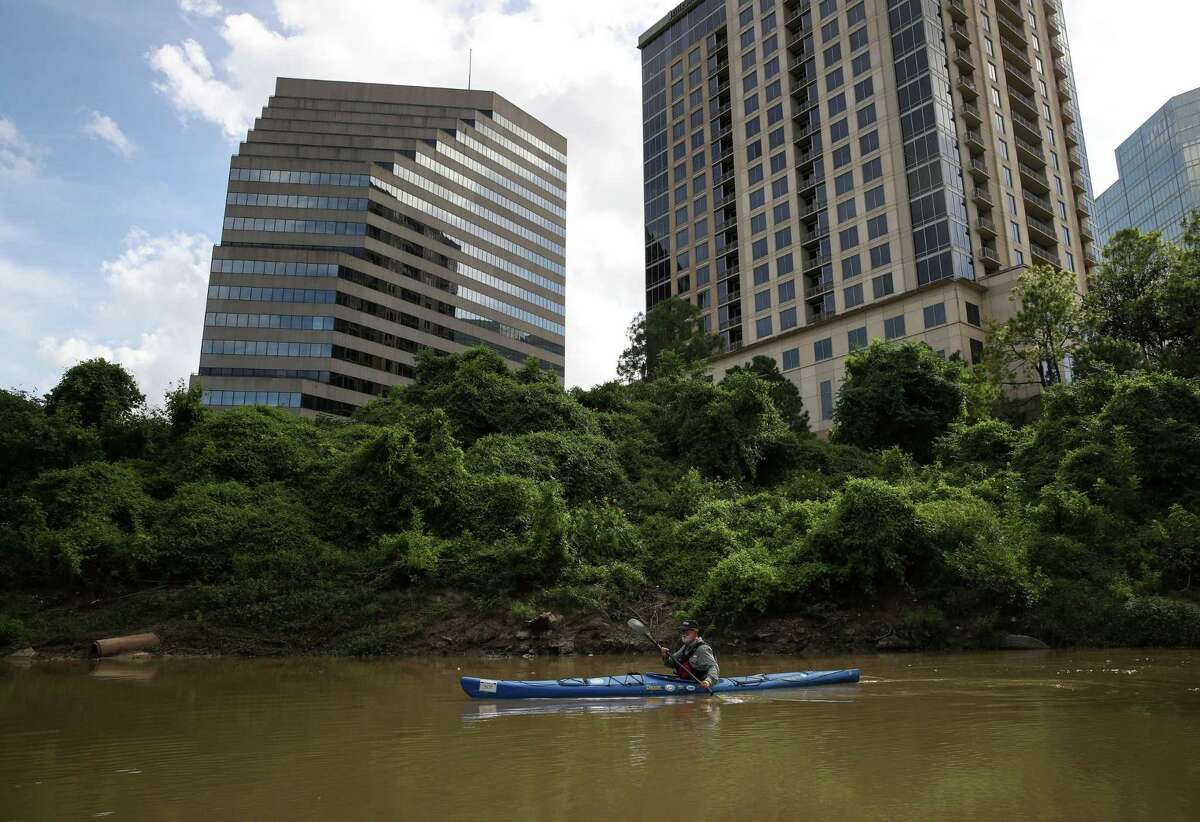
(2, 650), (1197, 820)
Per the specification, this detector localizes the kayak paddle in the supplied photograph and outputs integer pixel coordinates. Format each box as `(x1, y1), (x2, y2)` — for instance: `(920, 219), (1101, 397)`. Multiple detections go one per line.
(627, 617), (716, 697)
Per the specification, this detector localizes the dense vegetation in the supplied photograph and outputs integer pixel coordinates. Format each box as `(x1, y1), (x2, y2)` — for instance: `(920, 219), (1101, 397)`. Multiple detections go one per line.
(1, 217), (1198, 654)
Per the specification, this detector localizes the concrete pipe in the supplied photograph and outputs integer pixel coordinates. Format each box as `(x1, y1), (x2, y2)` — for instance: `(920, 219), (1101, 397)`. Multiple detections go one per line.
(90, 633), (161, 658)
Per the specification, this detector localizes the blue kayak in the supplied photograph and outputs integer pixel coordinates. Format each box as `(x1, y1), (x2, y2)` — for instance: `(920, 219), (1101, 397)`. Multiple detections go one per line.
(461, 668), (860, 699)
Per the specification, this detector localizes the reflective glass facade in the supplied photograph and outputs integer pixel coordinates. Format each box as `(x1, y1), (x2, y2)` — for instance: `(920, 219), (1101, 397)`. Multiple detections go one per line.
(1095, 87), (1200, 248)
(195, 79), (566, 416)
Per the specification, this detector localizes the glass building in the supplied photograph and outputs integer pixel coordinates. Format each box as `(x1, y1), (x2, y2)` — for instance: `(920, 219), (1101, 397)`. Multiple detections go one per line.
(640, 0), (1096, 431)
(1095, 87), (1200, 248)
(195, 79), (566, 416)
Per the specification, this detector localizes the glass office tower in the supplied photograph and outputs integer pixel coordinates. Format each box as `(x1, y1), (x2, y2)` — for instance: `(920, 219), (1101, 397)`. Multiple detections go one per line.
(196, 78), (566, 416)
(640, 0), (1095, 431)
(1095, 87), (1200, 248)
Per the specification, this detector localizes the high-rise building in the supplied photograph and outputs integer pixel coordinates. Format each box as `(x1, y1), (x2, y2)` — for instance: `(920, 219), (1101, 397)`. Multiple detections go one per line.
(639, 0), (1095, 431)
(196, 78), (567, 416)
(1095, 87), (1200, 248)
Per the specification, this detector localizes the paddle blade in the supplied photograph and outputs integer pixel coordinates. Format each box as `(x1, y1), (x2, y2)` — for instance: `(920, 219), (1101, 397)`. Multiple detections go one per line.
(626, 618), (655, 643)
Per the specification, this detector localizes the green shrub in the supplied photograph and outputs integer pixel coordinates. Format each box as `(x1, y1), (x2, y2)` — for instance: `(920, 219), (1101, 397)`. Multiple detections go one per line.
(1118, 596), (1200, 647)
(0, 613), (26, 648)
(690, 546), (781, 624)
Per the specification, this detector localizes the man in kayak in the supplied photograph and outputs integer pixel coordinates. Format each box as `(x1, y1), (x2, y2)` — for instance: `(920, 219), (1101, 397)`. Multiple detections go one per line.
(660, 619), (719, 688)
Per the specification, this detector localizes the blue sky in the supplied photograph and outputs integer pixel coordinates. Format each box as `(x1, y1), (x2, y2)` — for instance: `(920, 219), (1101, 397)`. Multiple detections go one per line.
(1, 0), (1197, 402)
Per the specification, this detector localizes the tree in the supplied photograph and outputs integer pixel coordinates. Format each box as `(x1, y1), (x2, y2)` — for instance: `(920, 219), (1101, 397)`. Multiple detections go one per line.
(44, 359), (145, 428)
(1086, 212), (1200, 377)
(832, 340), (966, 462)
(725, 355), (811, 433)
(617, 298), (721, 382)
(985, 265), (1084, 388)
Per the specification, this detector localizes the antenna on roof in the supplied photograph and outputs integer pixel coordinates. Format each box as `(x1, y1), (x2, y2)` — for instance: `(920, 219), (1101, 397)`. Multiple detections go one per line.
(468, 49), (473, 90)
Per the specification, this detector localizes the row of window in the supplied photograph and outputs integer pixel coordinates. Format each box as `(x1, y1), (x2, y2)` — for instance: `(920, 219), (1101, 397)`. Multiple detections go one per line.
(208, 285), (335, 304)
(204, 312), (335, 331)
(460, 130), (566, 201)
(474, 121), (567, 183)
(202, 390), (302, 408)
(226, 192), (368, 211)
(433, 140), (566, 219)
(222, 217), (366, 236)
(227, 168), (370, 187)
(201, 339), (332, 358)
(488, 112), (567, 166)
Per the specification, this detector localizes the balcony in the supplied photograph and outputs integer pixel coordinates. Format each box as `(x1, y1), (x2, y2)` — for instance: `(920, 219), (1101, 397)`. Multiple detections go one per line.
(792, 91), (820, 115)
(960, 100), (982, 126)
(1076, 194), (1091, 216)
(950, 22), (972, 46)
(976, 216), (998, 238)
(997, 0), (1024, 24)
(803, 253), (832, 275)
(787, 35), (817, 62)
(1027, 215), (1058, 246)
(1001, 38), (1031, 73)
(799, 197), (829, 220)
(958, 75), (979, 99)
(804, 275), (835, 300)
(1023, 189), (1054, 219)
(947, 0), (967, 23)
(964, 128), (986, 152)
(1050, 34), (1066, 59)
(1065, 125), (1081, 148)
(1008, 86), (1038, 118)
(972, 185), (994, 210)
(979, 245), (1002, 270)
(795, 148), (819, 168)
(1071, 174), (1087, 195)
(795, 119), (822, 141)
(1045, 3), (1062, 36)
(797, 170), (825, 193)
(1012, 111), (1043, 144)
(802, 220), (830, 243)
(1006, 64), (1036, 95)
(1062, 101), (1079, 126)
(1031, 244), (1061, 268)
(1068, 148), (1084, 171)
(954, 47), (975, 73)
(1053, 58), (1069, 80)
(998, 11), (1026, 44)
(968, 156), (990, 181)
(1016, 135), (1046, 166)
(1019, 162), (1050, 193)
(1081, 218), (1095, 241)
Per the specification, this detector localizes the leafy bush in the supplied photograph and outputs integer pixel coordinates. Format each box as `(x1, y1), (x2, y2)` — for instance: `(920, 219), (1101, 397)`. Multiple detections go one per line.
(690, 546), (781, 624)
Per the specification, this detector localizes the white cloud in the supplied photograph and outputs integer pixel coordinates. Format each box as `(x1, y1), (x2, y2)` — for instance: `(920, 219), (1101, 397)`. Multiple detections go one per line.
(1062, 0), (1200, 195)
(180, 0), (223, 16)
(146, 0), (661, 388)
(0, 116), (41, 182)
(38, 228), (212, 404)
(81, 111), (138, 160)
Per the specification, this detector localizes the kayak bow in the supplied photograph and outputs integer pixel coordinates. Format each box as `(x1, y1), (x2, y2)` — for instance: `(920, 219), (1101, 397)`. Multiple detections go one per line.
(461, 668), (859, 699)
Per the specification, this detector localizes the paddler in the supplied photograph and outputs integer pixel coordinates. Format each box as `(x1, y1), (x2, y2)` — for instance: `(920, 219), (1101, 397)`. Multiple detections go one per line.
(660, 619), (720, 688)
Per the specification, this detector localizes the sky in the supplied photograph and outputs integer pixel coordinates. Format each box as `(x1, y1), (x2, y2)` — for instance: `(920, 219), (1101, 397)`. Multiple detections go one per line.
(0, 0), (1197, 403)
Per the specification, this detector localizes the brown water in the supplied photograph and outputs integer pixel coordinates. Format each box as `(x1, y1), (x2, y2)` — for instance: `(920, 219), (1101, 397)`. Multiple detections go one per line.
(2, 650), (1198, 821)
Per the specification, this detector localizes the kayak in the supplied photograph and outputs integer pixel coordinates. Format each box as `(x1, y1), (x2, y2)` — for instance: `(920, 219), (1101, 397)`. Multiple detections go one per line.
(460, 668), (860, 699)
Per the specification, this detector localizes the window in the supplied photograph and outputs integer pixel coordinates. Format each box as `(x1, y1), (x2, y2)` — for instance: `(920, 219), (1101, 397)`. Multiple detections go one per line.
(753, 263), (770, 285)
(854, 77), (874, 101)
(864, 185), (885, 212)
(868, 211), (888, 237)
(1009, 220), (1020, 242)
(839, 226), (860, 250)
(677, 275), (690, 293)
(837, 198), (857, 223)
(965, 301), (981, 327)
(833, 145), (852, 168)
(766, 80), (782, 101)
(849, 26), (868, 51)
(774, 226), (792, 248)
(970, 338), (985, 365)
(767, 103), (784, 125)
(851, 52), (871, 77)
(824, 43), (842, 67)
(752, 238), (769, 259)
(782, 348), (800, 370)
(771, 177), (789, 199)
(747, 141), (762, 162)
(826, 68), (844, 92)
(848, 325), (868, 351)
(869, 242), (891, 268)
(828, 92), (847, 116)
(872, 272), (894, 299)
(844, 283), (864, 308)
(777, 253), (794, 275)
(697, 289), (711, 308)
(862, 157), (882, 181)
(857, 103), (876, 128)
(830, 118), (850, 143)
(778, 279), (796, 302)
(780, 306), (798, 330)
(923, 302), (947, 328)
(756, 316), (773, 338)
(755, 289), (771, 311)
(749, 188), (766, 208)
(773, 202), (791, 223)
(696, 265), (710, 285)
(764, 56), (780, 78)
(769, 127), (786, 149)
(751, 212), (768, 234)
(884, 314), (906, 339)
(820, 380), (834, 421)
(814, 337), (833, 361)
(835, 170), (855, 195)
(746, 117), (761, 137)
(842, 254), (862, 279)
(859, 130), (879, 155)
(821, 19), (839, 41)
(749, 164), (764, 184)
(846, 0), (865, 24)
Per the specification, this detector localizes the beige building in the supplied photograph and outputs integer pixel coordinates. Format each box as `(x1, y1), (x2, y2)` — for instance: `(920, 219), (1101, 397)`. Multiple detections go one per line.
(196, 78), (566, 416)
(639, 0), (1096, 432)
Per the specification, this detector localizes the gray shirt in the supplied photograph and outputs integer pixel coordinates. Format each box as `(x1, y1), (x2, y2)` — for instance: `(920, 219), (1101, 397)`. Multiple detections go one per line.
(665, 638), (720, 684)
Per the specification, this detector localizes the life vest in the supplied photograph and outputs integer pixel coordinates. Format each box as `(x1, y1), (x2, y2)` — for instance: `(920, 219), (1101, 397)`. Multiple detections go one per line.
(671, 640), (711, 681)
